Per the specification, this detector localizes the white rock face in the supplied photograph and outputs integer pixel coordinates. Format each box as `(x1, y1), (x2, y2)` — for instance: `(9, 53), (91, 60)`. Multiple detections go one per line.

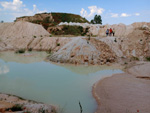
(59, 22), (102, 35)
(49, 37), (101, 64)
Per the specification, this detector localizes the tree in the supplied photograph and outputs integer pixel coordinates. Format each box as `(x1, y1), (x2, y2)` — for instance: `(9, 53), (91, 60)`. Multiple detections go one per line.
(1, 20), (4, 23)
(91, 15), (102, 24)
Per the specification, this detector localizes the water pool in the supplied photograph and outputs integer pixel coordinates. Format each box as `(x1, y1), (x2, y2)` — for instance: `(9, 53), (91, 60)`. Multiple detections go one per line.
(0, 51), (123, 113)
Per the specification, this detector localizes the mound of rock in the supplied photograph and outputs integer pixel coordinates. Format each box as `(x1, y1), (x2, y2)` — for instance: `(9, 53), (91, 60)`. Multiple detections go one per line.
(49, 37), (116, 65)
(0, 21), (72, 51)
(0, 21), (50, 38)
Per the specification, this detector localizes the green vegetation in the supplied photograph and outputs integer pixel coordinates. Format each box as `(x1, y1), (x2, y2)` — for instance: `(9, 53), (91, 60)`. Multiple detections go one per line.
(7, 104), (23, 111)
(146, 57), (150, 61)
(51, 25), (89, 36)
(132, 56), (139, 61)
(51, 13), (89, 24)
(17, 13), (89, 29)
(23, 111), (31, 113)
(33, 36), (36, 38)
(15, 49), (25, 54)
(28, 48), (32, 51)
(124, 62), (128, 65)
(91, 15), (102, 24)
(47, 48), (52, 54)
(57, 43), (60, 46)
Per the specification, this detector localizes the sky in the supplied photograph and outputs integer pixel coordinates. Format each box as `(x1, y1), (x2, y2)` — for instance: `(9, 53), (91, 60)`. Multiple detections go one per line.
(0, 0), (150, 25)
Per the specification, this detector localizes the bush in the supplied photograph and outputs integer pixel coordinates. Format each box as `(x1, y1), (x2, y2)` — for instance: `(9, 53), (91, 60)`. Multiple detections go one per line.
(33, 36), (36, 38)
(146, 57), (150, 61)
(132, 56), (139, 61)
(9, 104), (23, 111)
(57, 43), (60, 46)
(51, 25), (88, 36)
(15, 49), (25, 54)
(28, 48), (32, 51)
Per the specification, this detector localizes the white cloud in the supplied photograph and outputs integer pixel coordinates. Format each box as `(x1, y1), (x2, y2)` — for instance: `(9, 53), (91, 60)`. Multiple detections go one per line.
(0, 0), (47, 21)
(0, 0), (25, 11)
(135, 13), (140, 16)
(80, 8), (88, 17)
(80, 6), (104, 19)
(121, 13), (131, 17)
(111, 13), (119, 18)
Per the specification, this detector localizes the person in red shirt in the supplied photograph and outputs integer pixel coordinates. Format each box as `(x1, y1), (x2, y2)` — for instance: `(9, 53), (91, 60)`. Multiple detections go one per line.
(109, 28), (112, 36)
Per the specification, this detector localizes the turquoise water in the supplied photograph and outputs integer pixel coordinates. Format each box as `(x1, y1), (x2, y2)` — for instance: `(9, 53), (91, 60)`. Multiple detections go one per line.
(0, 51), (123, 113)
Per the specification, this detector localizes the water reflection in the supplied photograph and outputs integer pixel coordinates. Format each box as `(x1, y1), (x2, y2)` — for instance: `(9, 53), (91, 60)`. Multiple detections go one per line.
(0, 51), (48, 64)
(0, 65), (9, 74)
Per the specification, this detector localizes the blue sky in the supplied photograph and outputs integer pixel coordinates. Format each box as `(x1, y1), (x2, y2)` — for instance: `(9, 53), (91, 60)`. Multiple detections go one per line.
(0, 0), (150, 25)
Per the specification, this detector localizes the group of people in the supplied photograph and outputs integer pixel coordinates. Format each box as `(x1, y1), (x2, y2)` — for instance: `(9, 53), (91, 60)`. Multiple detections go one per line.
(106, 28), (115, 36)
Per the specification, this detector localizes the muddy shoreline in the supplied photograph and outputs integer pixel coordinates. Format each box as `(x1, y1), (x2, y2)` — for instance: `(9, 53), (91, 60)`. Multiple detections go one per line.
(92, 61), (150, 113)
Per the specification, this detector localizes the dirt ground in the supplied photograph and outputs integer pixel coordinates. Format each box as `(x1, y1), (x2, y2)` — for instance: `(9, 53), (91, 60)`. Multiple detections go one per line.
(93, 62), (150, 113)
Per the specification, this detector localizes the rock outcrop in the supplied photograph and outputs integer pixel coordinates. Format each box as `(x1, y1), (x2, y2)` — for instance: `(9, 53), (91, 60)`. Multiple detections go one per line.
(49, 37), (116, 65)
(0, 93), (56, 113)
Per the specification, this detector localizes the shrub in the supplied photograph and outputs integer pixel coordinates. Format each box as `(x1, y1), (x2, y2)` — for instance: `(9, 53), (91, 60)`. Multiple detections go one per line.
(57, 43), (60, 46)
(124, 62), (128, 64)
(146, 57), (150, 61)
(28, 48), (32, 51)
(51, 25), (87, 36)
(15, 49), (25, 54)
(132, 56), (139, 61)
(33, 36), (36, 38)
(9, 104), (23, 111)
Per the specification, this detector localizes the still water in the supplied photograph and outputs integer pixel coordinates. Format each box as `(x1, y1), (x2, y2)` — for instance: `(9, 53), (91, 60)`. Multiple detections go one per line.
(0, 51), (123, 113)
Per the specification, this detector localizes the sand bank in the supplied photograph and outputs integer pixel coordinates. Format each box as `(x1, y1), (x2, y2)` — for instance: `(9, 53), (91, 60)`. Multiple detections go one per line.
(93, 62), (150, 113)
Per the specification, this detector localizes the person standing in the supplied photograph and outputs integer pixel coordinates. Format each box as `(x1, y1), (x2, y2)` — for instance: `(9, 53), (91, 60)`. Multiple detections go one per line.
(109, 28), (112, 36)
(106, 29), (109, 36)
(112, 28), (115, 36)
